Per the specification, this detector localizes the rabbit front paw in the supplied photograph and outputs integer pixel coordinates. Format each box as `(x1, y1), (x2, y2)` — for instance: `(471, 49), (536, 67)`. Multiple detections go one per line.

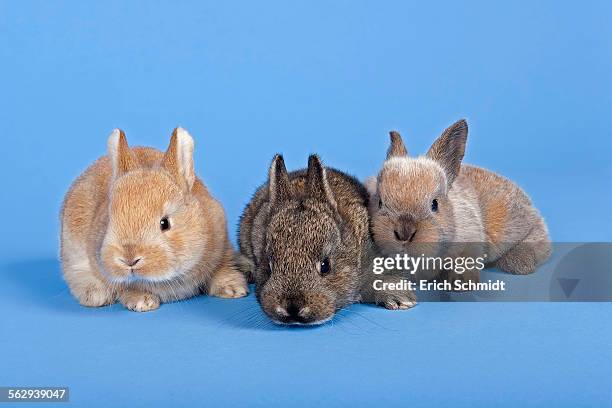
(75, 282), (116, 307)
(119, 290), (160, 312)
(374, 282), (418, 310)
(208, 268), (249, 298)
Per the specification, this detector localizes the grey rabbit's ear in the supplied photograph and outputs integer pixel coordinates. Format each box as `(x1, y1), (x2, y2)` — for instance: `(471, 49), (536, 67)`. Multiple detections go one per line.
(306, 154), (337, 210)
(268, 154), (292, 207)
(427, 119), (468, 186)
(364, 176), (377, 196)
(107, 129), (138, 179)
(387, 131), (408, 159)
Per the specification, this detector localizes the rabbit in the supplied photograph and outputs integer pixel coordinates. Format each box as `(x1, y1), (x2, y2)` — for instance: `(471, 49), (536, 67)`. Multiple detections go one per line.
(238, 154), (416, 325)
(365, 119), (552, 285)
(60, 128), (248, 312)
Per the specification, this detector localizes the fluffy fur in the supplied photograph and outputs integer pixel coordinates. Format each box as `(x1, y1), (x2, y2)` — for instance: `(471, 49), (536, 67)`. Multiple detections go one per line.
(366, 119), (551, 284)
(60, 128), (247, 312)
(238, 154), (416, 325)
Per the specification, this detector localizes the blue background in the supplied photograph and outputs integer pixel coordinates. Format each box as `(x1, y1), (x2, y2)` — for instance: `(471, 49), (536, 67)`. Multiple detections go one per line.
(1, 1), (611, 406)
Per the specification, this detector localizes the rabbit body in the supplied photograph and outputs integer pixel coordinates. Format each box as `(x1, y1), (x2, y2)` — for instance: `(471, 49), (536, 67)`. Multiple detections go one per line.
(60, 129), (247, 312)
(239, 155), (416, 325)
(366, 120), (551, 283)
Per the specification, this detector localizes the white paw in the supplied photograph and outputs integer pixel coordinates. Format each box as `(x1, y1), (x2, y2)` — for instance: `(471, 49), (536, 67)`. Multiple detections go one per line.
(209, 273), (249, 299)
(379, 293), (417, 310)
(395, 299), (418, 310)
(122, 293), (160, 312)
(77, 283), (115, 307)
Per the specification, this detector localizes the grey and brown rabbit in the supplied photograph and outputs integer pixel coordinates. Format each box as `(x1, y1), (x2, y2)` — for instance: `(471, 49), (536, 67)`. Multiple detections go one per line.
(239, 154), (416, 325)
(366, 119), (552, 284)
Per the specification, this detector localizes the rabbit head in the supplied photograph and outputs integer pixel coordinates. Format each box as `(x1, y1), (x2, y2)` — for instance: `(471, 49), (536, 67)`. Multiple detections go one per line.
(99, 128), (206, 284)
(366, 119), (468, 257)
(255, 155), (362, 325)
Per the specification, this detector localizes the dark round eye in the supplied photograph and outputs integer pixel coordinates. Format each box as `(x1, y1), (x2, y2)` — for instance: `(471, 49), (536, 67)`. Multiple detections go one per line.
(431, 199), (438, 212)
(320, 258), (331, 275)
(160, 217), (171, 231)
(378, 198), (383, 209)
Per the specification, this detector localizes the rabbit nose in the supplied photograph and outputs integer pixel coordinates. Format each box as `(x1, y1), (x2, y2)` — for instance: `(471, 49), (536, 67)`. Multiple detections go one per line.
(282, 299), (313, 323)
(120, 244), (142, 267)
(286, 303), (300, 318)
(120, 257), (142, 267)
(395, 217), (417, 242)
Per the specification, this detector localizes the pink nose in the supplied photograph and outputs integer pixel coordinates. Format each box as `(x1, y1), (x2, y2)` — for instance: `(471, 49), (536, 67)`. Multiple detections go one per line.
(120, 258), (141, 267)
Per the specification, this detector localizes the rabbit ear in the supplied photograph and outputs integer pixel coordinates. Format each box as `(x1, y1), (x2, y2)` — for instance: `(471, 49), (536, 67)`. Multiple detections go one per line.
(427, 119), (468, 186)
(386, 131), (408, 159)
(268, 154), (292, 207)
(306, 155), (337, 209)
(162, 128), (195, 191)
(364, 176), (377, 196)
(108, 129), (138, 179)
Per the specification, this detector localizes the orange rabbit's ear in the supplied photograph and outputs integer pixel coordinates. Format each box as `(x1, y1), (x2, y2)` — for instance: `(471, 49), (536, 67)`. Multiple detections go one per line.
(268, 154), (292, 208)
(162, 127), (195, 191)
(386, 131), (408, 159)
(107, 129), (138, 179)
(427, 119), (468, 186)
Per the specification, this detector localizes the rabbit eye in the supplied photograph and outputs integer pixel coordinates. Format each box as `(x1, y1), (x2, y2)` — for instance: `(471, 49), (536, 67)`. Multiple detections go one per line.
(320, 258), (331, 275)
(378, 198), (383, 209)
(160, 217), (171, 231)
(431, 199), (438, 212)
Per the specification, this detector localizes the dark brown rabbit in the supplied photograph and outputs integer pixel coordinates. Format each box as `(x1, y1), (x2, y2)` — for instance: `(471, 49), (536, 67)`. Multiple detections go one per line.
(238, 154), (416, 325)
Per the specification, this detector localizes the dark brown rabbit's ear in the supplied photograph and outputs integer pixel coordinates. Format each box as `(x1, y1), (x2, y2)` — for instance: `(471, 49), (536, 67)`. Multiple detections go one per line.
(427, 119), (468, 186)
(306, 155), (337, 210)
(386, 131), (408, 159)
(107, 129), (138, 179)
(162, 127), (195, 191)
(268, 154), (292, 207)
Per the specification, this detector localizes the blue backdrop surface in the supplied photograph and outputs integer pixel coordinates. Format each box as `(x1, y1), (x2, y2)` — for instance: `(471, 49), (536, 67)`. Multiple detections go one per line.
(1, 1), (611, 407)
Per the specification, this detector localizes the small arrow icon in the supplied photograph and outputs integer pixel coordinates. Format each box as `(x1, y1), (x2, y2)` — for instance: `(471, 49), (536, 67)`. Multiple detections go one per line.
(557, 278), (580, 298)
